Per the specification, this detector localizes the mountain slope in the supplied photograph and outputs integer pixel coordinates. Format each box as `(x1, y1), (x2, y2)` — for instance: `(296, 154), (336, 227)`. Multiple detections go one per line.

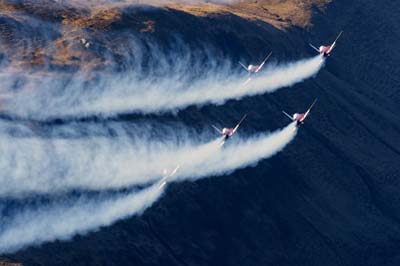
(1, 0), (400, 265)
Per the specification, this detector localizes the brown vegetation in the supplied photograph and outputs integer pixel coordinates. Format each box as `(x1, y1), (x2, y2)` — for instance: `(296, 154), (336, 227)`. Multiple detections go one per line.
(55, 0), (332, 28)
(0, 261), (22, 266)
(0, 0), (330, 70)
(166, 0), (331, 28)
(0, 0), (331, 29)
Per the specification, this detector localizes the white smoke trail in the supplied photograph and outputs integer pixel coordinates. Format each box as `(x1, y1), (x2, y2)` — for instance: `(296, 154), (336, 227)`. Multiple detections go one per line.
(0, 123), (297, 254)
(177, 122), (298, 181)
(0, 120), (213, 196)
(0, 56), (324, 119)
(0, 120), (297, 197)
(0, 182), (164, 254)
(80, 56), (324, 116)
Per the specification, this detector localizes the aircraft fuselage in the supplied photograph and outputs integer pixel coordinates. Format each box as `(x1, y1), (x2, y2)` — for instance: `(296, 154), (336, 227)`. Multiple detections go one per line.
(222, 128), (235, 140)
(248, 65), (258, 73)
(319, 45), (331, 57)
(293, 113), (306, 126)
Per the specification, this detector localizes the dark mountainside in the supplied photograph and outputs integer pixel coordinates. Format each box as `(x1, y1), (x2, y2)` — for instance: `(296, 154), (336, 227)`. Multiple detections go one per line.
(1, 0), (400, 265)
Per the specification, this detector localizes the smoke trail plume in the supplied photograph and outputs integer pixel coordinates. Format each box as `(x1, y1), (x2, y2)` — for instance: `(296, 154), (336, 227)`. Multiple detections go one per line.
(0, 182), (164, 254)
(0, 120), (297, 197)
(0, 55), (324, 119)
(177, 122), (298, 181)
(0, 123), (297, 254)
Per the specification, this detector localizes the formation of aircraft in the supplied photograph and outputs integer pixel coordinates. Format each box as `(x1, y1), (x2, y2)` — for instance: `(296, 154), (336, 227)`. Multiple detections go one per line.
(211, 99), (318, 148)
(282, 99), (318, 127)
(240, 31), (342, 84)
(158, 30), (341, 188)
(159, 98), (318, 187)
(212, 114), (247, 147)
(309, 31), (343, 57)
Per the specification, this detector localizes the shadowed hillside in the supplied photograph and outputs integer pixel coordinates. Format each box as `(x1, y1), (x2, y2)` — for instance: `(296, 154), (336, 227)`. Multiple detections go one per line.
(0, 0), (330, 71)
(1, 0), (400, 266)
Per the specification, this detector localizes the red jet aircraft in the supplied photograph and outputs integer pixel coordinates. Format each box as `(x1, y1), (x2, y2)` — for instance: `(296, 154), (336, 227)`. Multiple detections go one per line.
(282, 99), (317, 127)
(309, 31), (343, 57)
(239, 52), (272, 74)
(212, 114), (247, 146)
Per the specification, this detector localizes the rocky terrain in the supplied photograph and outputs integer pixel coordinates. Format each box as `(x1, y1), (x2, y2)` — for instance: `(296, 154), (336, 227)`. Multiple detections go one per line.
(0, 0), (399, 265)
(0, 0), (330, 71)
(0, 258), (22, 266)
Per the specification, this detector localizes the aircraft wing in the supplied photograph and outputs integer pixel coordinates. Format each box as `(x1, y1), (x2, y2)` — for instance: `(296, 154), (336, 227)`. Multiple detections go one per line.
(232, 114), (247, 133)
(158, 175), (169, 189)
(169, 165), (180, 176)
(328, 31), (343, 53)
(309, 43), (320, 53)
(212, 125), (222, 134)
(256, 52), (272, 72)
(332, 31), (343, 45)
(158, 165), (180, 189)
(243, 77), (252, 85)
(219, 138), (226, 148)
(303, 99), (318, 119)
(239, 62), (249, 71)
(282, 110), (294, 121)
